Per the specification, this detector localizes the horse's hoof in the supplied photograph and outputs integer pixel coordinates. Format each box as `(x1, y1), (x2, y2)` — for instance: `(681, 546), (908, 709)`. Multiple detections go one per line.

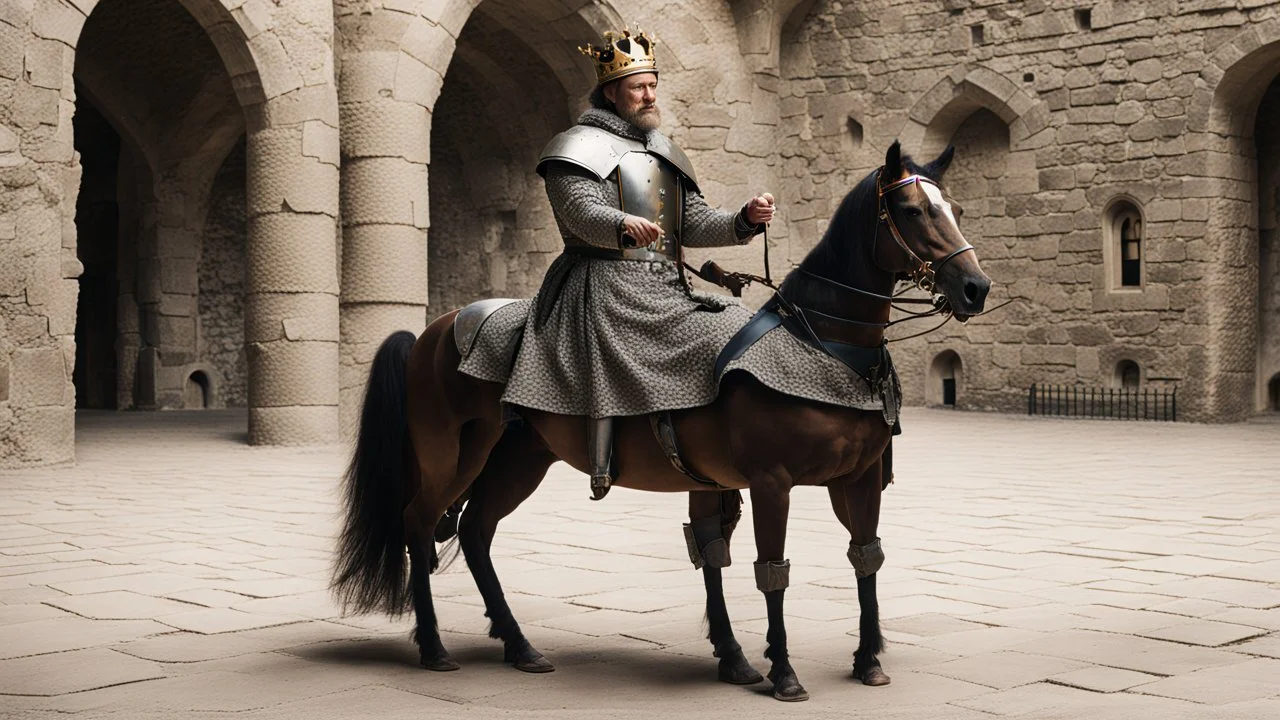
(773, 681), (810, 702)
(857, 665), (891, 686)
(505, 642), (555, 673)
(769, 667), (809, 702)
(421, 653), (460, 672)
(513, 650), (555, 673)
(718, 655), (764, 685)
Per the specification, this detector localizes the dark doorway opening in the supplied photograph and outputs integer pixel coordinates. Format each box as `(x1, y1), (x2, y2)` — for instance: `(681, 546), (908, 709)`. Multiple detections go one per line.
(72, 95), (119, 410)
(943, 378), (957, 407)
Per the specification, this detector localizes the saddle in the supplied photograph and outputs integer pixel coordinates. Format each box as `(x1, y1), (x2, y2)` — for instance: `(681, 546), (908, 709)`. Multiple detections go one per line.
(455, 295), (900, 494)
(454, 299), (721, 489)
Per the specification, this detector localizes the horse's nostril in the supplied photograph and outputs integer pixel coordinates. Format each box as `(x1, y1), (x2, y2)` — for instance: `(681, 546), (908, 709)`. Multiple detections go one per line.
(964, 282), (979, 303)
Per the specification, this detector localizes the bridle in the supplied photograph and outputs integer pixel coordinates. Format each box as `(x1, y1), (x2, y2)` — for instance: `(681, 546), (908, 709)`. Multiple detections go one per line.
(787, 168), (980, 342)
(874, 171), (975, 295)
(687, 165), (999, 344)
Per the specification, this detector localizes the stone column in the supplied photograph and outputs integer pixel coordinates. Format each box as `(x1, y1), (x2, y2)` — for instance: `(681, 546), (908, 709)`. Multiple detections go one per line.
(0, 0), (84, 466)
(243, 90), (342, 445)
(336, 7), (461, 437)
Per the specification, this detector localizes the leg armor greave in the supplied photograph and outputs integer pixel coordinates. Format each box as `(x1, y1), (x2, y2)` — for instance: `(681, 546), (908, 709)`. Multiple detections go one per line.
(753, 559), (791, 593)
(847, 538), (884, 578)
(683, 514), (733, 569)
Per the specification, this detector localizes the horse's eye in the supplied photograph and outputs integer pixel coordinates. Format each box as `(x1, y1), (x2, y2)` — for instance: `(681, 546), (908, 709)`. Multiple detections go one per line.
(905, 207), (924, 218)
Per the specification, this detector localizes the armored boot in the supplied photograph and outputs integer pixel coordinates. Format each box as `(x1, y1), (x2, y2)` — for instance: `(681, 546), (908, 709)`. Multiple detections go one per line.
(588, 417), (615, 501)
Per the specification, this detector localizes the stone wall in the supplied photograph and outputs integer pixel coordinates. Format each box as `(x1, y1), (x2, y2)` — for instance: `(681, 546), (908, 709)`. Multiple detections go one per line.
(7, 0), (1280, 468)
(1258, 74), (1280, 412)
(777, 0), (1280, 421)
(425, 7), (566, 315)
(197, 139), (247, 408)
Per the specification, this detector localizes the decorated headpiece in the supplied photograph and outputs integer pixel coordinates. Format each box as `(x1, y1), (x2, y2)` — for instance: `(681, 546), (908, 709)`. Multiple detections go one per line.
(579, 29), (658, 87)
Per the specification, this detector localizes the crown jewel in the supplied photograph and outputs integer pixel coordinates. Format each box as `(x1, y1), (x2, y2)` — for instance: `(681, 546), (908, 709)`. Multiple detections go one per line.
(579, 29), (658, 86)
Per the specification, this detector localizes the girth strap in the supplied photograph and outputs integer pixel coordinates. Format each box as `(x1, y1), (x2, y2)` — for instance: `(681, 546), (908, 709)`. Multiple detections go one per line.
(649, 412), (723, 488)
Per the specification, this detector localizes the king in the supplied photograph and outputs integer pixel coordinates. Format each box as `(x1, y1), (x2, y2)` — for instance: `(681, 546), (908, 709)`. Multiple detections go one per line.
(497, 28), (778, 499)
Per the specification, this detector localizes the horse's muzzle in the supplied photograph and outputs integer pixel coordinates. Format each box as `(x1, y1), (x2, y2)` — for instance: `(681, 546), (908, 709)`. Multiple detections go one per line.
(941, 271), (990, 322)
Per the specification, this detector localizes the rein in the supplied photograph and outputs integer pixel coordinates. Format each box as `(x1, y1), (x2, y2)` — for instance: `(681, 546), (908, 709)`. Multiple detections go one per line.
(687, 168), (993, 343)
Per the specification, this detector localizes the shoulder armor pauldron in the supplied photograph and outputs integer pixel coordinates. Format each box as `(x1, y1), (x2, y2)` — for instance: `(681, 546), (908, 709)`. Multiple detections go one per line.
(537, 125), (700, 191)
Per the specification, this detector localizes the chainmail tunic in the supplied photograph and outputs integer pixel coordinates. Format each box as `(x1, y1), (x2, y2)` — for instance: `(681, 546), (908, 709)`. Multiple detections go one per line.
(457, 109), (892, 421)
(458, 109), (752, 417)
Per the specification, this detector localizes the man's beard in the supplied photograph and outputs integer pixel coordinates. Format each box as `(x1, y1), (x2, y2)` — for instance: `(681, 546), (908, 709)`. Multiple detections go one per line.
(619, 103), (661, 131)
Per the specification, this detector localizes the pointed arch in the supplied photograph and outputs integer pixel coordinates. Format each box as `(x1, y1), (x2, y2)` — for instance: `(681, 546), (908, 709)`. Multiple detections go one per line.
(900, 65), (1045, 156)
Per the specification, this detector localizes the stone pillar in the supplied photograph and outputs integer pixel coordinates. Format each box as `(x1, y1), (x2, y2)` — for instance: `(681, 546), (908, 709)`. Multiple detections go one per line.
(243, 92), (342, 445)
(336, 8), (458, 437)
(0, 0), (84, 466)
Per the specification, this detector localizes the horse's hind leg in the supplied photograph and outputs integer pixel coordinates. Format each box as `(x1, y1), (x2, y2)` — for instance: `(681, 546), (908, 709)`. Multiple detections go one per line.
(405, 415), (506, 671)
(687, 490), (763, 685)
(458, 421), (556, 672)
(827, 457), (890, 686)
(406, 531), (455, 669)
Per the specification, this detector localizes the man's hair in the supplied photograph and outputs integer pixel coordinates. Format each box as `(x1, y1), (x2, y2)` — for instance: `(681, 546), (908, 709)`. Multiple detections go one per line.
(589, 82), (616, 111)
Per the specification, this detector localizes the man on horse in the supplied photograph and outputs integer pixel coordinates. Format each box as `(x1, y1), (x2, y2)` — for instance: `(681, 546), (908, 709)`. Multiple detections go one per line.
(499, 29), (777, 500)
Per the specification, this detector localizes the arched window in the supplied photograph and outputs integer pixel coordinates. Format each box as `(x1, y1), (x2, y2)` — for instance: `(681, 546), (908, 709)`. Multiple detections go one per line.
(928, 350), (963, 407)
(1115, 360), (1141, 389)
(1105, 200), (1144, 290)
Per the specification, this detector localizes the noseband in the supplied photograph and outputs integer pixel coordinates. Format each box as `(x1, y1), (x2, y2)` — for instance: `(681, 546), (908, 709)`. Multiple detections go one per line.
(876, 171), (974, 294)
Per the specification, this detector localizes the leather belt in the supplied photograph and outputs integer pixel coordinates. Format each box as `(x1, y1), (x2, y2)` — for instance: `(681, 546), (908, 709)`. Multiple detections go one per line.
(564, 244), (678, 263)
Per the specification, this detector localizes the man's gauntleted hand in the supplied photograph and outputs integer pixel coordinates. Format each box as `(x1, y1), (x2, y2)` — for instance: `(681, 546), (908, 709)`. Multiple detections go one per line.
(621, 214), (665, 248)
(746, 193), (776, 225)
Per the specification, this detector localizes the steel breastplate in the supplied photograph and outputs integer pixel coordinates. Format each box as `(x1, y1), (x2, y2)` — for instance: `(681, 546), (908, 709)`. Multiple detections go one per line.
(616, 150), (682, 255)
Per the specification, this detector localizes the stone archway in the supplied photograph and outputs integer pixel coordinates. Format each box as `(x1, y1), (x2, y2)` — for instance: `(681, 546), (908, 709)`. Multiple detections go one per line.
(426, 6), (577, 314)
(1195, 21), (1280, 418)
(335, 0), (623, 436)
(894, 67), (1036, 414)
(927, 350), (963, 408)
(74, 0), (247, 412)
(1255, 75), (1280, 416)
(901, 66), (1046, 158)
(1, 0), (339, 467)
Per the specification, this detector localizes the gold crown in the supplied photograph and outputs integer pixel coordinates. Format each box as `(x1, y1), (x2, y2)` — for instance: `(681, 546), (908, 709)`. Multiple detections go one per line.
(579, 29), (658, 86)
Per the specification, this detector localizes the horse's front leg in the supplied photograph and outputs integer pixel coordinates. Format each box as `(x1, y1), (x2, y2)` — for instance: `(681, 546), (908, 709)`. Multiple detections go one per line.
(749, 480), (807, 702)
(828, 456), (891, 686)
(686, 490), (763, 685)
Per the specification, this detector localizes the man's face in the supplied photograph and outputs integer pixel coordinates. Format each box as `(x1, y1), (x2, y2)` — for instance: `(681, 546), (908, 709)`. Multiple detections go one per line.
(605, 73), (660, 131)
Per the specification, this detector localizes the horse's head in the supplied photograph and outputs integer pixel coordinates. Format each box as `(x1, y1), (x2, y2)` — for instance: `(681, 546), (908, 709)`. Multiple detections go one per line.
(875, 141), (991, 321)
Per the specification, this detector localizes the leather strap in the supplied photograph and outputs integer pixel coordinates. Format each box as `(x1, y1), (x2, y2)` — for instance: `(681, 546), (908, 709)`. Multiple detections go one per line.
(649, 412), (721, 488)
(713, 302), (784, 380)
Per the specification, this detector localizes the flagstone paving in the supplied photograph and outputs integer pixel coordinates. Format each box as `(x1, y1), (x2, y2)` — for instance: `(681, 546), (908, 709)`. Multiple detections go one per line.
(0, 408), (1278, 719)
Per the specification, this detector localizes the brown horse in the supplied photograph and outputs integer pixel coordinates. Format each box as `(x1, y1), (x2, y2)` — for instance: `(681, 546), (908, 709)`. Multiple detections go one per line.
(332, 141), (991, 702)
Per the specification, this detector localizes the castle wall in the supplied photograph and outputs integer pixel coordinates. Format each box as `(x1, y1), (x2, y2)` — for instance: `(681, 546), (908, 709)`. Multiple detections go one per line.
(4, 0), (1278, 468)
(777, 0), (1280, 421)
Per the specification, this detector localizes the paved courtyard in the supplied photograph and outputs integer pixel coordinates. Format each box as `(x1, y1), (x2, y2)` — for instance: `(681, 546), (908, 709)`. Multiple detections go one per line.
(1, 408), (1278, 719)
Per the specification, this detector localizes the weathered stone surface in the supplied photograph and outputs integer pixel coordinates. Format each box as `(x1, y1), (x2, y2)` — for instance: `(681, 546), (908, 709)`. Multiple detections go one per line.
(4, 0), (1277, 470)
(10, 346), (66, 406)
(3, 409), (1280, 713)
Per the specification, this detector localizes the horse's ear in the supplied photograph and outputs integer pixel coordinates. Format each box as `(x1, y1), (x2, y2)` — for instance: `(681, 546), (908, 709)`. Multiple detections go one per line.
(884, 140), (903, 178)
(925, 145), (955, 179)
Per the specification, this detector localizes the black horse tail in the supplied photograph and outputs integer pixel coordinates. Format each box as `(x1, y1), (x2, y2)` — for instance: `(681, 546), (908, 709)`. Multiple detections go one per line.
(331, 330), (418, 617)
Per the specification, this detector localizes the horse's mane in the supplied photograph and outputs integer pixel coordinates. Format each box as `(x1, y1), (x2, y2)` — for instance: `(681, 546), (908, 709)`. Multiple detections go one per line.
(796, 153), (935, 283)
